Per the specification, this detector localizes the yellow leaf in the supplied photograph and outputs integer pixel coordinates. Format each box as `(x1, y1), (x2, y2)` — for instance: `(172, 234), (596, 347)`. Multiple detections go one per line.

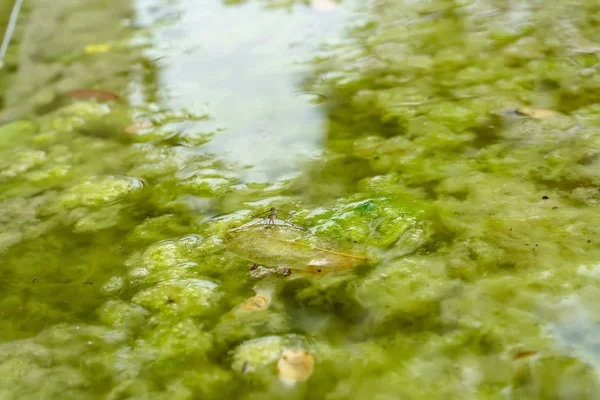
(277, 349), (314, 385)
(124, 121), (153, 134)
(242, 295), (270, 311)
(84, 44), (112, 54)
(516, 107), (559, 119)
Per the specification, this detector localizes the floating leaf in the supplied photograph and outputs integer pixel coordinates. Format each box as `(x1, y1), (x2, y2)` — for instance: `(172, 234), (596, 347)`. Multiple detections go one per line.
(241, 283), (275, 311)
(124, 121), (153, 134)
(224, 225), (368, 273)
(84, 43), (112, 54)
(243, 295), (270, 311)
(515, 107), (559, 119)
(277, 349), (315, 385)
(513, 350), (537, 360)
(65, 89), (121, 101)
(230, 336), (284, 375)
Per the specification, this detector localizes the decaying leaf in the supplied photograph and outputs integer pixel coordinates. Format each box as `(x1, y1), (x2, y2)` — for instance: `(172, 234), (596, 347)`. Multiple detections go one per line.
(65, 89), (121, 101)
(224, 225), (368, 273)
(243, 295), (270, 311)
(516, 107), (559, 119)
(238, 283), (275, 312)
(84, 43), (112, 54)
(277, 349), (315, 385)
(513, 350), (537, 360)
(124, 121), (153, 134)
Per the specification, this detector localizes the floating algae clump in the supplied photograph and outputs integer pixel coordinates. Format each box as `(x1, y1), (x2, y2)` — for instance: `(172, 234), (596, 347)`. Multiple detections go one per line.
(229, 334), (313, 382)
(0, 120), (39, 151)
(355, 256), (459, 325)
(131, 278), (221, 317)
(59, 175), (144, 208)
(3, 0), (600, 397)
(97, 300), (149, 330)
(213, 283), (289, 345)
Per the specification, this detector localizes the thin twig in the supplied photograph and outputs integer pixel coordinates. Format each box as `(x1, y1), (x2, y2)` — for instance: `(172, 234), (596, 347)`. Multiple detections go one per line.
(0, 0), (24, 69)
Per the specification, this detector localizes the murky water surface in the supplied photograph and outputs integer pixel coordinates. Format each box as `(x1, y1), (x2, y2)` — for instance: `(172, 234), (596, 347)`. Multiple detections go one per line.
(1, 0), (600, 398)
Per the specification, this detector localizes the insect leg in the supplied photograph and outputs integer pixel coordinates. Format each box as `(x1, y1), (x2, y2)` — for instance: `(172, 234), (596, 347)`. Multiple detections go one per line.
(250, 209), (271, 219)
(275, 209), (295, 218)
(279, 217), (310, 232)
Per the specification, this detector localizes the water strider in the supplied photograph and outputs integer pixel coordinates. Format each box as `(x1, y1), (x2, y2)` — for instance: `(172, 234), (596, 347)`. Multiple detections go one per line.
(246, 207), (309, 232)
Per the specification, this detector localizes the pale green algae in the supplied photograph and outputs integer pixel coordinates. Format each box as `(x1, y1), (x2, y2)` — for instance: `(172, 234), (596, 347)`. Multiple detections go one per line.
(1, 0), (600, 399)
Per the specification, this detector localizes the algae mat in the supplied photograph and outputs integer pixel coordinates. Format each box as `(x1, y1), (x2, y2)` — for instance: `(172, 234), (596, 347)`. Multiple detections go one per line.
(1, 0), (600, 398)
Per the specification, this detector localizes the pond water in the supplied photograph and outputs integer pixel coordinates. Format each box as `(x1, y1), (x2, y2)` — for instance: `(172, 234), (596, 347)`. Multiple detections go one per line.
(1, 0), (600, 398)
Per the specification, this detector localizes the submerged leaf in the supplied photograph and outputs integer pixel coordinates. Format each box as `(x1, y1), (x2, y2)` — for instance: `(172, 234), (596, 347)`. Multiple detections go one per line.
(241, 283), (276, 311)
(224, 225), (368, 272)
(84, 44), (112, 54)
(64, 89), (121, 101)
(124, 121), (153, 134)
(515, 107), (559, 119)
(243, 295), (270, 311)
(513, 350), (538, 360)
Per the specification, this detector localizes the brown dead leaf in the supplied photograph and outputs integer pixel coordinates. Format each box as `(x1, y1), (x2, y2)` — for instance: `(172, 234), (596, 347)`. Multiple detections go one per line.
(65, 88), (121, 101)
(124, 121), (153, 134)
(513, 350), (537, 360)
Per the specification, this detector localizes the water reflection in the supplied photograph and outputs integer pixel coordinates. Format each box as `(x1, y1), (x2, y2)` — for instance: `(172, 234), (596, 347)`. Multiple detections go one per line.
(136, 0), (350, 182)
(0, 0), (137, 121)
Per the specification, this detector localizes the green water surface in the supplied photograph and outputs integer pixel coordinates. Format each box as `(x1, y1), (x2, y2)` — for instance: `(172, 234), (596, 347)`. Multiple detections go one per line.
(1, 0), (600, 398)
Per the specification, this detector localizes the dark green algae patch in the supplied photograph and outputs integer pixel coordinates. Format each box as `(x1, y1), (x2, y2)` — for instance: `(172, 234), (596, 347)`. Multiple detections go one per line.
(2, 0), (600, 399)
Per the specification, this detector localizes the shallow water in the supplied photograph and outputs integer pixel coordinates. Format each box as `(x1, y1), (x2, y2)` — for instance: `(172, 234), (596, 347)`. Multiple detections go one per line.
(2, 0), (600, 398)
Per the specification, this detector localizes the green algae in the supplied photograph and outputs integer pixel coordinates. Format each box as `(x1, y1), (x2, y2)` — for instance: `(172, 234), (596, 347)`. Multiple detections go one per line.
(1, 0), (600, 398)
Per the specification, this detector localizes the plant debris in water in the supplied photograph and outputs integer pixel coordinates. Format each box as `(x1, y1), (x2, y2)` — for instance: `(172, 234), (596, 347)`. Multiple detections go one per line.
(277, 349), (315, 385)
(224, 222), (369, 273)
